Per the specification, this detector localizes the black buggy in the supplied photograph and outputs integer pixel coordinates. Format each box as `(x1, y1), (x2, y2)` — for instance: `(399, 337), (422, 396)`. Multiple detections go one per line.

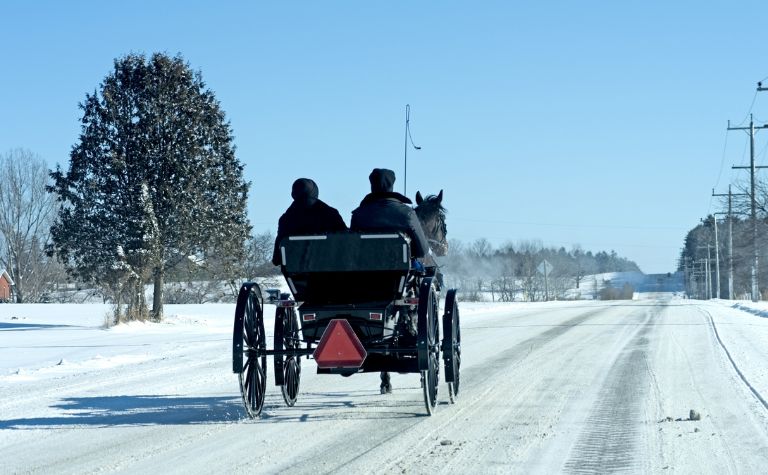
(232, 231), (461, 418)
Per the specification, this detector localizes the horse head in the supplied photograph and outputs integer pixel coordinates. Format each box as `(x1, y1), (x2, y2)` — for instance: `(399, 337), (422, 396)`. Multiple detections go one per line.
(415, 189), (448, 256)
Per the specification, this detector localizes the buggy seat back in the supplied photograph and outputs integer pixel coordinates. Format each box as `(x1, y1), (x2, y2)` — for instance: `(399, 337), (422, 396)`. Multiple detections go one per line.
(279, 232), (412, 305)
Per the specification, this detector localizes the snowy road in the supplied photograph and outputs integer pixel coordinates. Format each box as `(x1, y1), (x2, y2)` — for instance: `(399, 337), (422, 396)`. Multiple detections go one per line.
(2, 296), (768, 473)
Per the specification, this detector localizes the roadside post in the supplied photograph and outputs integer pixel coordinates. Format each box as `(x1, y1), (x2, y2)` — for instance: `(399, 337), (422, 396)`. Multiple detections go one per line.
(538, 259), (554, 301)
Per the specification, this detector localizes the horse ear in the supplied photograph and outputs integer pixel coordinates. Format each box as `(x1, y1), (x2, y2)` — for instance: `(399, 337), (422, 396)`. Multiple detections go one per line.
(437, 189), (443, 203)
(415, 191), (423, 205)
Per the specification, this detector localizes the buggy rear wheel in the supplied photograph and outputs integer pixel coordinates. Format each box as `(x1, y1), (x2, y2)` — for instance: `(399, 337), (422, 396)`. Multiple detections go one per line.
(442, 289), (461, 403)
(417, 277), (440, 415)
(233, 283), (267, 418)
(274, 306), (302, 406)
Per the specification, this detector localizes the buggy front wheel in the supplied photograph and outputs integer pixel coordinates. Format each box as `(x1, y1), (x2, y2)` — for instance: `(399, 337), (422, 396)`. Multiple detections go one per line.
(442, 289), (461, 403)
(417, 277), (440, 415)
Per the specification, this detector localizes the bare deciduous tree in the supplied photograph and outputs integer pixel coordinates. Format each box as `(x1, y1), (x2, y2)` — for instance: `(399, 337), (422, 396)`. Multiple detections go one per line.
(0, 148), (59, 302)
(244, 231), (279, 280)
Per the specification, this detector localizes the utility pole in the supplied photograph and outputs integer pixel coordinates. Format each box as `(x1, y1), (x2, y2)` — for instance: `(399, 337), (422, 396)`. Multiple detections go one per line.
(712, 216), (721, 299)
(696, 245), (712, 299)
(706, 245), (712, 299)
(713, 186), (748, 299)
(688, 258), (697, 298)
(712, 213), (730, 299)
(729, 114), (768, 301)
(695, 258), (703, 298)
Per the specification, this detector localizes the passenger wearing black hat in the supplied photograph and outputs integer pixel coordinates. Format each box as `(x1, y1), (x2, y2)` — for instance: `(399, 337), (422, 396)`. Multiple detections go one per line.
(350, 168), (429, 258)
(272, 178), (347, 266)
(352, 168), (430, 395)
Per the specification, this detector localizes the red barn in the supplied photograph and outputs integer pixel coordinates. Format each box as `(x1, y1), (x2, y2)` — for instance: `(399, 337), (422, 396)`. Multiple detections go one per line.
(0, 269), (14, 302)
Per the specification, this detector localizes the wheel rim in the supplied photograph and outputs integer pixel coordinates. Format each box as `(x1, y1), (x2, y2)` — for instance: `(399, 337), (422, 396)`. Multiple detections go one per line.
(238, 287), (266, 418)
(282, 357), (301, 405)
(239, 356), (266, 417)
(443, 289), (461, 403)
(450, 296), (461, 402)
(280, 308), (301, 406)
(422, 286), (439, 415)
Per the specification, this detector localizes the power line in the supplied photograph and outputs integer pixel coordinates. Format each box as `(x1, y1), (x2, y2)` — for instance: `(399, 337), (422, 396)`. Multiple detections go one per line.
(735, 90), (759, 127)
(712, 129), (730, 191)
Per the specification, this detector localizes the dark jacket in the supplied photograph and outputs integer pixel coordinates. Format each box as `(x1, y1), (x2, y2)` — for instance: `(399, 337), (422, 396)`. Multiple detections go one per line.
(272, 190), (347, 266)
(350, 191), (430, 258)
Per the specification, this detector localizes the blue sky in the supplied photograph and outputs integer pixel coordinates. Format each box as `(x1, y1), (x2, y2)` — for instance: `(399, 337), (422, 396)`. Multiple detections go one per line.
(2, 1), (767, 274)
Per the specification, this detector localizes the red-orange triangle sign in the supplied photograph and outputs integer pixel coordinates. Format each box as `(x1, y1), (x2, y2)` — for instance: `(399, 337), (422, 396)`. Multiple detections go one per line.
(313, 319), (368, 369)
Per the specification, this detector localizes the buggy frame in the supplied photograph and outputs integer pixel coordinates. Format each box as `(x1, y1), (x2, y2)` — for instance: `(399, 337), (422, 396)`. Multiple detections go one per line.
(232, 231), (461, 418)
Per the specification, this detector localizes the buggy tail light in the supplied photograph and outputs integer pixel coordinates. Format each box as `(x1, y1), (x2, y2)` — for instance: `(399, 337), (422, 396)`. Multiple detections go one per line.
(404, 297), (419, 305)
(369, 312), (382, 321)
(277, 300), (296, 308)
(302, 313), (316, 322)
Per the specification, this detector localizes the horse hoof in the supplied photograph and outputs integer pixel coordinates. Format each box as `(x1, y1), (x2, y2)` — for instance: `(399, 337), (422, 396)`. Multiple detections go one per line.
(380, 384), (392, 394)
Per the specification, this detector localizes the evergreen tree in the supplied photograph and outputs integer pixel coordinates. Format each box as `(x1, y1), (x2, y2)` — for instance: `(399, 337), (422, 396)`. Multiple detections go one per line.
(49, 53), (250, 320)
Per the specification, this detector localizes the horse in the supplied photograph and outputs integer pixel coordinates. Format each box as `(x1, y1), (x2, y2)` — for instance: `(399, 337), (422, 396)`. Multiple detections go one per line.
(415, 190), (448, 257)
(380, 189), (448, 394)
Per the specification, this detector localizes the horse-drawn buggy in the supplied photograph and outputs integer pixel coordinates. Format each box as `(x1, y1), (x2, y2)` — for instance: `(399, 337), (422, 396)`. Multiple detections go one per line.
(232, 230), (461, 418)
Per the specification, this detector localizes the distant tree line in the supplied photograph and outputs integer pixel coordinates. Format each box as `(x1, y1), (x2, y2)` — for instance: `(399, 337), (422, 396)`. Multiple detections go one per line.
(678, 213), (768, 300)
(440, 238), (640, 302)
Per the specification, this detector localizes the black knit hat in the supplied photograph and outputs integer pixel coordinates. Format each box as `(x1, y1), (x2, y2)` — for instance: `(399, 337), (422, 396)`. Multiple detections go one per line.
(369, 168), (396, 193)
(291, 178), (318, 205)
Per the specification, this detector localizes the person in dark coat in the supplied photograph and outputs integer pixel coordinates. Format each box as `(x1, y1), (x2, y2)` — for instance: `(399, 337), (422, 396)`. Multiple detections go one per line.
(351, 168), (430, 395)
(272, 178), (348, 266)
(350, 168), (430, 258)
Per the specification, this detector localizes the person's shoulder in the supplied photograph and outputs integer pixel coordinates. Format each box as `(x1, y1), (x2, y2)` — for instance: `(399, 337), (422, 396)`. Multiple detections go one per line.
(361, 191), (412, 206)
(357, 192), (380, 207)
(280, 203), (301, 219)
(316, 200), (344, 216)
(388, 192), (413, 205)
(277, 207), (292, 222)
(313, 199), (334, 210)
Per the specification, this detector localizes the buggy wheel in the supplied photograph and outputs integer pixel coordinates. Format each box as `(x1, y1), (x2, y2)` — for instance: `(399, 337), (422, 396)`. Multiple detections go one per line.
(274, 307), (302, 406)
(417, 277), (440, 415)
(233, 283), (267, 418)
(442, 289), (461, 403)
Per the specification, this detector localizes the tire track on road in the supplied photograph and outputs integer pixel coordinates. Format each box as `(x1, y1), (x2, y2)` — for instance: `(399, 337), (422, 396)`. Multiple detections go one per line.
(366, 304), (631, 474)
(562, 302), (661, 474)
(269, 304), (622, 475)
(697, 306), (768, 412)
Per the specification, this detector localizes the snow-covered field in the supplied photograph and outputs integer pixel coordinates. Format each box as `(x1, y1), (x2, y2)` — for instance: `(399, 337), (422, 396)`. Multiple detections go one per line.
(1, 295), (768, 473)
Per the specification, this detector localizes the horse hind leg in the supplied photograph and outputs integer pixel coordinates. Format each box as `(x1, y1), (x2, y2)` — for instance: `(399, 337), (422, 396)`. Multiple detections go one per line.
(380, 371), (392, 394)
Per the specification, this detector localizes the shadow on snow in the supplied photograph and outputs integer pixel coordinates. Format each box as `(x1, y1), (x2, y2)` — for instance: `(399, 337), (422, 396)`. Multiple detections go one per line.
(0, 322), (83, 331)
(0, 394), (243, 429)
(0, 387), (435, 429)
(256, 388), (431, 423)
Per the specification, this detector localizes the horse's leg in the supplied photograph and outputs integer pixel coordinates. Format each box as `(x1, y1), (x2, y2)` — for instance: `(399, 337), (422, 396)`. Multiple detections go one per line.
(380, 371), (392, 394)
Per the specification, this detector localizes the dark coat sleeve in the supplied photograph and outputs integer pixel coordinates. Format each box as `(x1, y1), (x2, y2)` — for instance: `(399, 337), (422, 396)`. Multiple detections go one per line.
(272, 214), (288, 266)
